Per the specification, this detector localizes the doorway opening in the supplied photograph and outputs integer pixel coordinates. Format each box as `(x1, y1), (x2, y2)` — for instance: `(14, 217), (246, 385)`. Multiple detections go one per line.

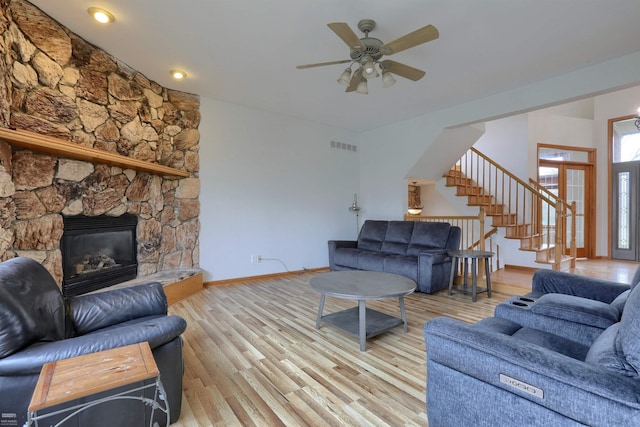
(610, 115), (640, 261)
(537, 144), (595, 258)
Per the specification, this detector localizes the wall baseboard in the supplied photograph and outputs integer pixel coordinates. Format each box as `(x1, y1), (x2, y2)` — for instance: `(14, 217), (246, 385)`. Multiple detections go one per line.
(503, 264), (539, 273)
(205, 267), (330, 287)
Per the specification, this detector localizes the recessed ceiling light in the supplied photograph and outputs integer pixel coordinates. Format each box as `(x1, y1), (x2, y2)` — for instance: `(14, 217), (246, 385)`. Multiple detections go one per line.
(87, 7), (115, 24)
(170, 70), (187, 80)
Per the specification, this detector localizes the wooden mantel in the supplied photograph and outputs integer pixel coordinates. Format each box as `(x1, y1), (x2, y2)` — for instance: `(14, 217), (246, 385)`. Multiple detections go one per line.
(0, 127), (190, 178)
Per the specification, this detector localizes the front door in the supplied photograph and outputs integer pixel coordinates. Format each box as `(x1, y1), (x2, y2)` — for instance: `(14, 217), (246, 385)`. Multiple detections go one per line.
(611, 161), (640, 260)
(610, 116), (640, 261)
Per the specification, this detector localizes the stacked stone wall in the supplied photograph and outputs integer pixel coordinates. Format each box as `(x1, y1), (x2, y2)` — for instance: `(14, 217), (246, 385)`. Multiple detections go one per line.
(0, 1), (200, 283)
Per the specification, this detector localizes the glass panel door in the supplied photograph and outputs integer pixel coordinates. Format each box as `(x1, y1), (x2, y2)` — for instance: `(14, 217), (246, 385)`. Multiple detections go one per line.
(611, 161), (639, 260)
(566, 166), (586, 255)
(539, 162), (589, 258)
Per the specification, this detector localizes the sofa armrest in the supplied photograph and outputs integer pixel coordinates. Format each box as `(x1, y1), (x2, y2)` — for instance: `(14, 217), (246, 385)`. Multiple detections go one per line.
(494, 296), (609, 346)
(532, 269), (629, 303)
(531, 294), (620, 328)
(328, 240), (357, 270)
(418, 249), (448, 264)
(67, 282), (168, 335)
(424, 317), (640, 425)
(0, 315), (186, 375)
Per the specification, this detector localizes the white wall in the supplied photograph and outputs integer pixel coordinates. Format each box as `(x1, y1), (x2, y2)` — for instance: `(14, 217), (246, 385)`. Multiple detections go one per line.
(358, 50), (640, 229)
(199, 98), (358, 281)
(474, 114), (529, 180)
(198, 51), (640, 281)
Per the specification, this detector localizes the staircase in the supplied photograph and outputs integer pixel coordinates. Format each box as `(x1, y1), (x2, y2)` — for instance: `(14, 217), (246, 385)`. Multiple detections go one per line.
(443, 148), (576, 270)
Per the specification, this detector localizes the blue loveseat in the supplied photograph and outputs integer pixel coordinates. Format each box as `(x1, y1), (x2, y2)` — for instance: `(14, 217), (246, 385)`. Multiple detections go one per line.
(328, 220), (461, 293)
(424, 273), (640, 426)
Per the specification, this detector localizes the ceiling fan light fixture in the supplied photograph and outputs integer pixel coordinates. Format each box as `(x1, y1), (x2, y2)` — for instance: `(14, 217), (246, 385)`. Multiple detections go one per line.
(356, 79), (368, 95)
(382, 70), (396, 88)
(361, 60), (378, 79)
(87, 7), (115, 24)
(337, 67), (352, 87)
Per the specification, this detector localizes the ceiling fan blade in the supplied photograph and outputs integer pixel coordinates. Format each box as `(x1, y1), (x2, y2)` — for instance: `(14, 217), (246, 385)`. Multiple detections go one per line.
(296, 59), (351, 69)
(327, 22), (366, 50)
(379, 24), (439, 55)
(346, 69), (363, 92)
(381, 60), (426, 81)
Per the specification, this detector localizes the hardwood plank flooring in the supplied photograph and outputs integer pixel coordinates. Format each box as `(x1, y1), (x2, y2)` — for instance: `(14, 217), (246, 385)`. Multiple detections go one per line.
(169, 259), (638, 426)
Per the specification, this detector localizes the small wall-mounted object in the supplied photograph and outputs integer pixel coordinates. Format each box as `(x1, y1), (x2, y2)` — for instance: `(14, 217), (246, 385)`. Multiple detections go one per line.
(408, 181), (423, 215)
(349, 193), (361, 212)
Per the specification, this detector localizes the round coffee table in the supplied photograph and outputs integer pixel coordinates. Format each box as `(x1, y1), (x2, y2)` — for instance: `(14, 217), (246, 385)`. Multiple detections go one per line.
(310, 271), (416, 351)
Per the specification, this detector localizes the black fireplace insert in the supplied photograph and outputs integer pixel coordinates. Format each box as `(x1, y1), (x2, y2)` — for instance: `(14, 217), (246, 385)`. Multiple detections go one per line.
(61, 214), (138, 297)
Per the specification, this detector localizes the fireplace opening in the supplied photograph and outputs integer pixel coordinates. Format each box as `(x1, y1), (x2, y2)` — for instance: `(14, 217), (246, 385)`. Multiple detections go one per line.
(61, 214), (138, 297)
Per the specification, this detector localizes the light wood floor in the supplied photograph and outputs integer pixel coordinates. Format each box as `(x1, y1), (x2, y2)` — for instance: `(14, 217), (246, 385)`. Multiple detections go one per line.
(168, 259), (638, 426)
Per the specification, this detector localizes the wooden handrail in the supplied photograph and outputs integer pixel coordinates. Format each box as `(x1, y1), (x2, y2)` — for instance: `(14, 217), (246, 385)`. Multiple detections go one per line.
(406, 208), (497, 277)
(449, 148), (577, 270)
(528, 178), (576, 215)
(469, 147), (557, 206)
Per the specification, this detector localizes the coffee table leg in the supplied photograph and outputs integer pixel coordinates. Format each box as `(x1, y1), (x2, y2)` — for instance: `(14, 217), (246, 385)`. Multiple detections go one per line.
(399, 296), (408, 332)
(316, 294), (326, 328)
(359, 300), (366, 351)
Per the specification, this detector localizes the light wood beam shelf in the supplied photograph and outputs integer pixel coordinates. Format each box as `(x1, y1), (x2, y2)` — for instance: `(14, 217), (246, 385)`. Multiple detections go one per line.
(0, 127), (189, 178)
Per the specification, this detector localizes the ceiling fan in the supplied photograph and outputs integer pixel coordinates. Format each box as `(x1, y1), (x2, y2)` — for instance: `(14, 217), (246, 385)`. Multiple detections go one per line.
(296, 19), (439, 94)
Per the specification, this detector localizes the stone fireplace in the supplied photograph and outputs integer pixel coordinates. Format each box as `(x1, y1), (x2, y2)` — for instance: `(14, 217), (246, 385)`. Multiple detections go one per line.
(0, 1), (201, 285)
(61, 214), (138, 296)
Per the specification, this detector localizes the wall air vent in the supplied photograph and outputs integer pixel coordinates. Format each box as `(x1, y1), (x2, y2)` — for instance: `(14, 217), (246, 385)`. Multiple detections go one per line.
(330, 140), (357, 152)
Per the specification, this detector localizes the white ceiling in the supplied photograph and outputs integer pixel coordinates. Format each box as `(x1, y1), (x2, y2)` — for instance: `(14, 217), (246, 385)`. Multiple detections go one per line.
(28, 0), (640, 132)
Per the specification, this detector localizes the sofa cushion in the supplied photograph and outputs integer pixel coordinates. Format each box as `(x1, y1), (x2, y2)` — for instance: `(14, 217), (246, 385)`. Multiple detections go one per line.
(332, 247), (361, 267)
(474, 317), (590, 360)
(380, 221), (414, 255)
(585, 323), (635, 377)
(0, 258), (68, 358)
(357, 220), (389, 252)
(531, 294), (620, 329)
(512, 327), (590, 360)
(357, 252), (387, 272)
(611, 289), (631, 313)
(383, 255), (418, 282)
(616, 283), (640, 376)
(407, 222), (452, 255)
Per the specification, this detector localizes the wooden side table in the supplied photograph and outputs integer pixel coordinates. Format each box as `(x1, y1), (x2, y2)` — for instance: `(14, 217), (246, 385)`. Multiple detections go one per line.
(448, 250), (494, 302)
(26, 342), (169, 427)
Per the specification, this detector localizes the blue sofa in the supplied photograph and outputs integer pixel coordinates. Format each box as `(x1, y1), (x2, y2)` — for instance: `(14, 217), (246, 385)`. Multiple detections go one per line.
(328, 220), (461, 293)
(424, 275), (640, 426)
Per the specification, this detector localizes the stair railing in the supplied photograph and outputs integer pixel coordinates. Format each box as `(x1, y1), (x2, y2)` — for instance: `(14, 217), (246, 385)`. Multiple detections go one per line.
(450, 147), (576, 270)
(405, 207), (500, 275)
(528, 178), (578, 266)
